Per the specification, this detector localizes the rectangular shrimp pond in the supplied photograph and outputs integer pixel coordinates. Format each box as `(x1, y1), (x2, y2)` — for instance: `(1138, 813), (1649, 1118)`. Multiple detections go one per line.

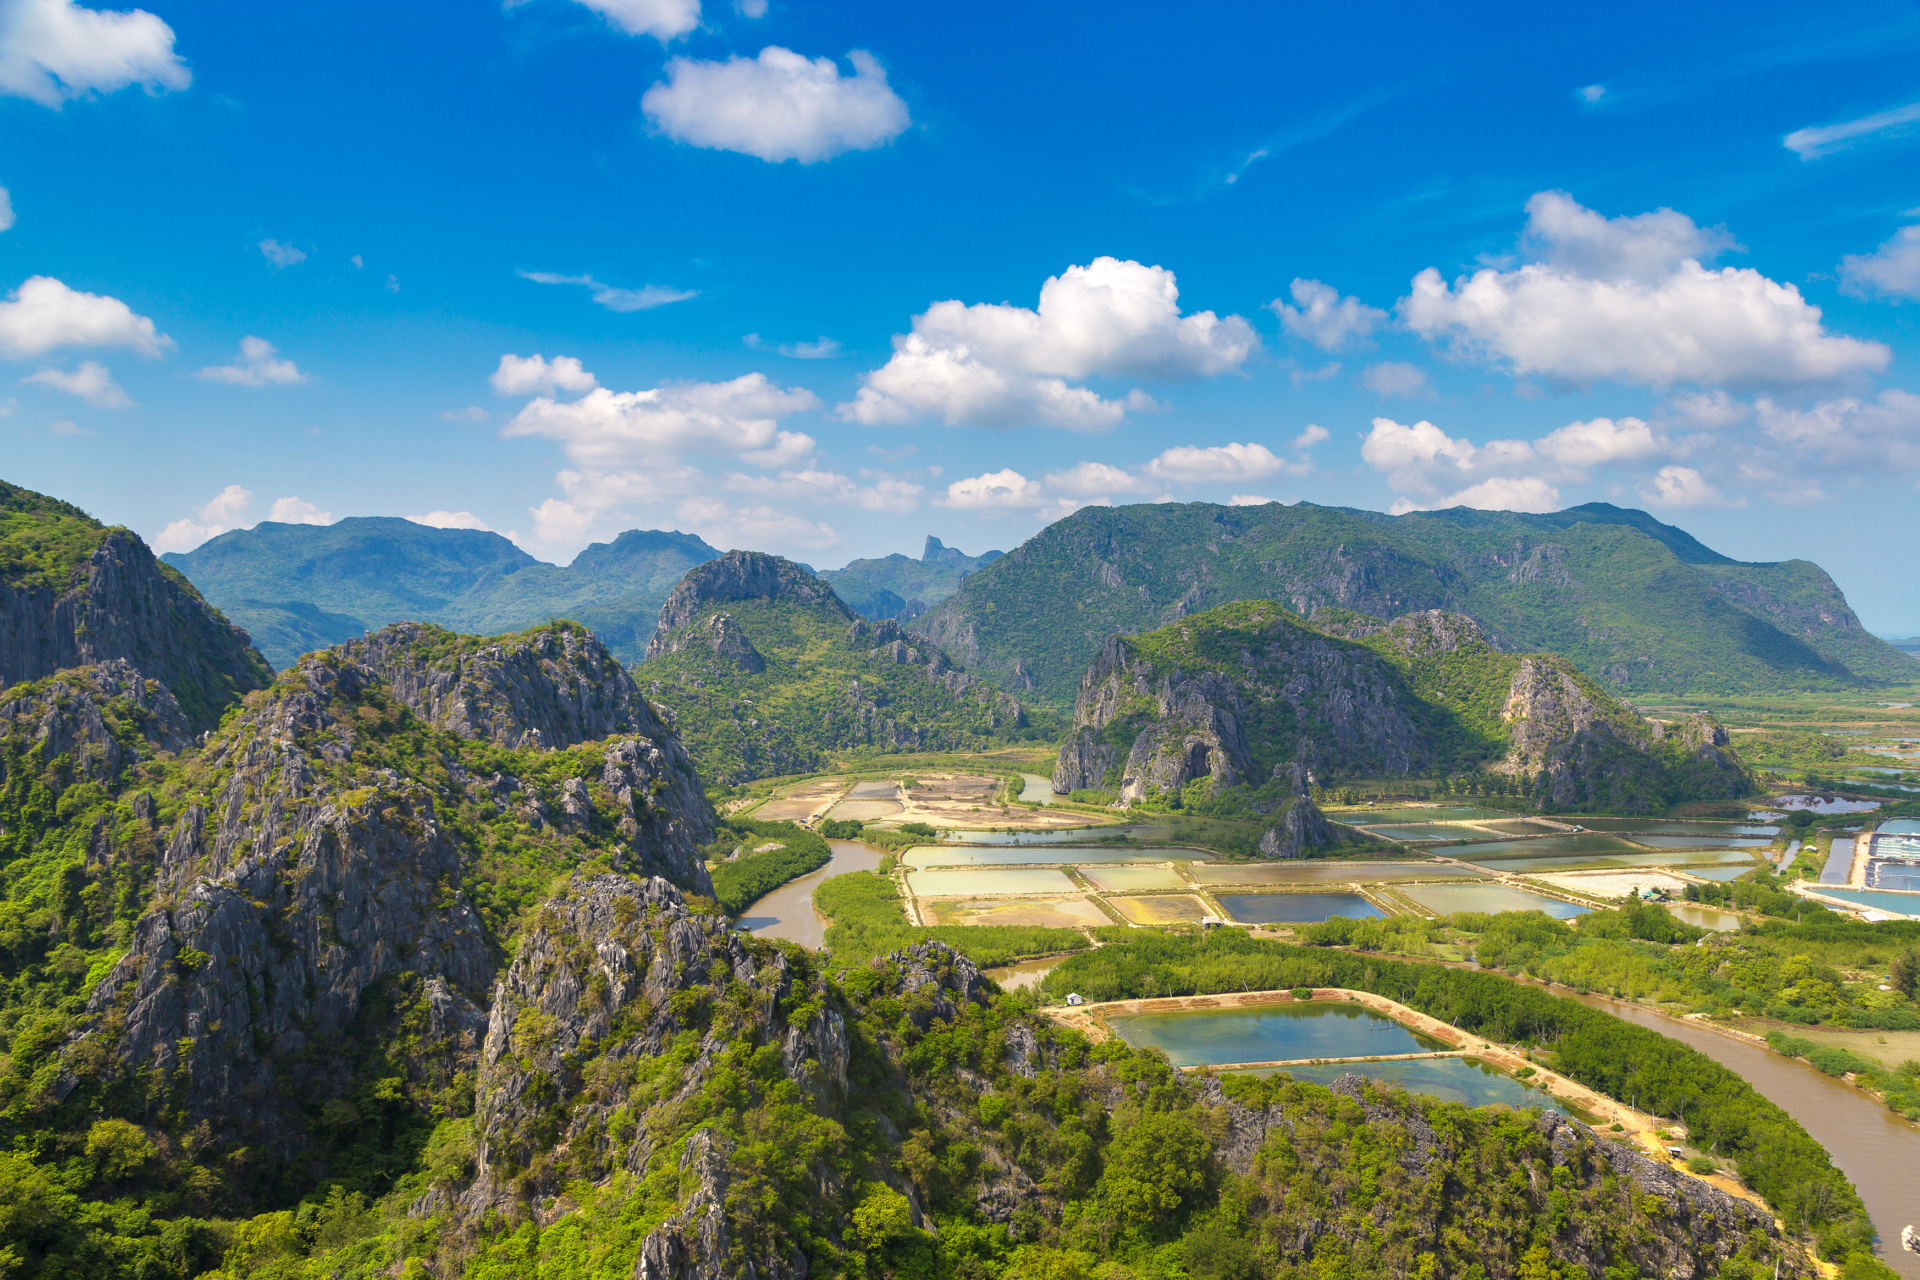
(1216, 892), (1384, 924)
(1466, 848), (1765, 874)
(1243, 1057), (1543, 1109)
(902, 844), (1209, 867)
(1397, 883), (1590, 918)
(1353, 823), (1498, 841)
(905, 868), (1080, 897)
(1335, 806), (1513, 824)
(1188, 862), (1487, 886)
(1079, 865), (1189, 893)
(1106, 1003), (1446, 1067)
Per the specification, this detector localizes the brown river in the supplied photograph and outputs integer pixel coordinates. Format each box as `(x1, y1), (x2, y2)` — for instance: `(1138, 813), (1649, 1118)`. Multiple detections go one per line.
(738, 839), (882, 950)
(1567, 993), (1920, 1277)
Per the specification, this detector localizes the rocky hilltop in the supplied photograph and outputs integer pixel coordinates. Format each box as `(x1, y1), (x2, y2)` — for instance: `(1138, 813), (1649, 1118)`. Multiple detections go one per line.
(638, 551), (1037, 783)
(1053, 601), (1752, 815)
(64, 620), (714, 1172)
(1, 479), (271, 730)
(914, 499), (1913, 706)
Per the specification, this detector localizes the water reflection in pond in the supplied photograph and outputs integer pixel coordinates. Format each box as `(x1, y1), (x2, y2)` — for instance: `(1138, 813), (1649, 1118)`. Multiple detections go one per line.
(1690, 863), (1764, 882)
(1399, 883), (1590, 918)
(1447, 835), (1640, 858)
(1667, 904), (1742, 931)
(1622, 834), (1776, 850)
(1217, 892), (1383, 924)
(1469, 849), (1763, 874)
(1107, 1002), (1445, 1066)
(1018, 774), (1056, 804)
(1189, 862), (1485, 885)
(1356, 823), (1494, 841)
(984, 956), (1067, 991)
(944, 825), (1168, 845)
(1808, 887), (1920, 917)
(1266, 1056), (1544, 1108)
(903, 844), (1211, 867)
(1776, 795), (1880, 814)
(1821, 838), (1855, 884)
(1340, 806), (1512, 824)
(906, 867), (1080, 896)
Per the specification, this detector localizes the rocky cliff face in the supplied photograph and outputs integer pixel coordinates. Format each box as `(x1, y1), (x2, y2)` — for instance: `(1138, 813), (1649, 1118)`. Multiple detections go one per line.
(0, 658), (189, 781)
(1054, 601), (1752, 812)
(75, 625), (716, 1167)
(1051, 607), (1429, 802)
(347, 620), (678, 749)
(1, 525), (271, 732)
(646, 550), (849, 657)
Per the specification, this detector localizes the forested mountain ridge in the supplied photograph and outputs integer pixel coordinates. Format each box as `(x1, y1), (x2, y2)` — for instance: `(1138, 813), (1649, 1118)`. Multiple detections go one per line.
(1, 479), (271, 731)
(1054, 601), (1753, 813)
(163, 518), (721, 668)
(636, 550), (1036, 783)
(913, 500), (1913, 707)
(818, 535), (1004, 621)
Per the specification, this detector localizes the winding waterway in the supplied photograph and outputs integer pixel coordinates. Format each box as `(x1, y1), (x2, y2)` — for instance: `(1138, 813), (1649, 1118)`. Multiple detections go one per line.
(1567, 992), (1920, 1277)
(737, 838), (881, 949)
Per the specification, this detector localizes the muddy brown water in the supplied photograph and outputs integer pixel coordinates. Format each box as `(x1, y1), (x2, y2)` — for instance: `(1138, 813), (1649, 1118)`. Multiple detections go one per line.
(1568, 992), (1920, 1277)
(737, 839), (883, 950)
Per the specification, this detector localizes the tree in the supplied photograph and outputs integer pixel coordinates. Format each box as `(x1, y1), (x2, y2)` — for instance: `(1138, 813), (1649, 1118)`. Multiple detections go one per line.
(1891, 948), (1919, 1000)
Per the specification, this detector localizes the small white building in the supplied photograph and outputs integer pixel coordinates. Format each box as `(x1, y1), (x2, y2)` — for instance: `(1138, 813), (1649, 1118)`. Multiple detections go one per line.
(1065, 992), (1085, 1006)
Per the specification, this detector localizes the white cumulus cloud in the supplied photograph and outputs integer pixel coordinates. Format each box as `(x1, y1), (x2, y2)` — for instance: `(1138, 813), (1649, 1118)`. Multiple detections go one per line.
(841, 256), (1256, 429)
(259, 239), (306, 268)
(1784, 101), (1920, 161)
(153, 484), (252, 553)
(1360, 361), (1428, 397)
(1840, 226), (1920, 300)
(267, 496), (332, 525)
(1146, 441), (1293, 484)
(0, 0), (190, 107)
(0, 275), (170, 358)
(0, 186), (13, 232)
(1755, 389), (1920, 473)
(1534, 416), (1662, 468)
(1043, 461), (1151, 497)
(519, 271), (696, 312)
(557, 0), (700, 42)
(1637, 465), (1732, 508)
(642, 47), (909, 163)
(409, 510), (493, 531)
(23, 359), (128, 406)
(675, 495), (840, 551)
(1270, 278), (1385, 352)
(197, 336), (309, 386)
(1228, 494), (1279, 506)
(779, 336), (840, 359)
(1399, 191), (1888, 388)
(490, 353), (598, 397)
(502, 372), (820, 469)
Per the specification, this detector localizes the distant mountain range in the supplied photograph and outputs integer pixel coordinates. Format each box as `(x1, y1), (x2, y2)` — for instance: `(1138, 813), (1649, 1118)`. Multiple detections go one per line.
(911, 500), (1918, 705)
(164, 521), (1006, 669)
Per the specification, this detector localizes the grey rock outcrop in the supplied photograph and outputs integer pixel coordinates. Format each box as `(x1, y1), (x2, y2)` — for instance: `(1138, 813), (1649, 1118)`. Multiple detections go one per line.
(1257, 796), (1334, 858)
(0, 658), (190, 781)
(80, 626), (715, 1159)
(1, 523), (271, 731)
(650, 611), (765, 672)
(647, 550), (850, 657)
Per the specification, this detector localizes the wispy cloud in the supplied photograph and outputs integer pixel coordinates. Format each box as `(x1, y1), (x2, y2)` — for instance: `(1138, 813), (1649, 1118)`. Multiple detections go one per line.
(519, 270), (697, 313)
(1784, 100), (1920, 160)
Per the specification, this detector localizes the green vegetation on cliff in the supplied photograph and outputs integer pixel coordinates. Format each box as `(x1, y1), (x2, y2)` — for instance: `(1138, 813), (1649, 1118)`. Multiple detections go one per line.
(914, 501), (1915, 707)
(814, 867), (1087, 968)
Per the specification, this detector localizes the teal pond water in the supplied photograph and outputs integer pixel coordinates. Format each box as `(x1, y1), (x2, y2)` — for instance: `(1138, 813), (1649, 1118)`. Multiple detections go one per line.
(1216, 893), (1383, 924)
(1106, 1003), (1444, 1066)
(1811, 887), (1920, 917)
(1253, 1057), (1544, 1109)
(1399, 883), (1590, 918)
(1356, 823), (1492, 841)
(1575, 820), (1777, 836)
(945, 825), (1170, 845)
(1690, 864), (1763, 881)
(1446, 835), (1638, 858)
(903, 844), (1209, 867)
(1469, 849), (1763, 873)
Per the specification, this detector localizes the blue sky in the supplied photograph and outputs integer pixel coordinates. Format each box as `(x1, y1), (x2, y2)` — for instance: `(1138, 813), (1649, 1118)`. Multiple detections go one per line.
(5, 0), (1920, 629)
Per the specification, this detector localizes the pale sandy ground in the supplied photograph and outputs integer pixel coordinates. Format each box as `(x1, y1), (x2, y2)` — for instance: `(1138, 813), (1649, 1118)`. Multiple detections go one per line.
(1043, 986), (1810, 1268)
(1531, 870), (1696, 899)
(1110, 894), (1212, 924)
(927, 896), (1111, 929)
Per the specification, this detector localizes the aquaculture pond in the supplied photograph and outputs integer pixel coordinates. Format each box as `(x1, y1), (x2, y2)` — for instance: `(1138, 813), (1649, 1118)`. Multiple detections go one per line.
(1667, 905), (1742, 932)
(1111, 894), (1212, 924)
(1338, 806), (1512, 824)
(1217, 892), (1383, 924)
(1445, 835), (1639, 859)
(905, 868), (1079, 897)
(1079, 865), (1188, 893)
(944, 825), (1167, 845)
(1775, 795), (1881, 814)
(1398, 883), (1590, 918)
(1106, 1002), (1445, 1067)
(1809, 887), (1920, 917)
(1690, 864), (1764, 881)
(1622, 834), (1776, 850)
(1354, 823), (1495, 841)
(1879, 819), (1920, 835)
(902, 844), (1209, 868)
(1574, 820), (1778, 837)
(1464, 849), (1764, 874)
(1018, 774), (1057, 804)
(1821, 838), (1855, 885)
(1868, 860), (1920, 892)
(1189, 862), (1485, 886)
(1264, 1057), (1544, 1109)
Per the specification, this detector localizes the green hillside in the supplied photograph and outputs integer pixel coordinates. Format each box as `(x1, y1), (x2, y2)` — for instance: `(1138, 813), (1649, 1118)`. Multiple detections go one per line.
(164, 518), (719, 667)
(635, 552), (1044, 783)
(818, 535), (1003, 621)
(913, 500), (1914, 706)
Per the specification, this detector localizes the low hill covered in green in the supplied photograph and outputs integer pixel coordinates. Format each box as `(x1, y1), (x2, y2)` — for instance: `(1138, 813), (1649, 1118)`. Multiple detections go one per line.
(163, 517), (720, 667)
(914, 500), (1915, 706)
(1053, 601), (1753, 814)
(636, 550), (1046, 783)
